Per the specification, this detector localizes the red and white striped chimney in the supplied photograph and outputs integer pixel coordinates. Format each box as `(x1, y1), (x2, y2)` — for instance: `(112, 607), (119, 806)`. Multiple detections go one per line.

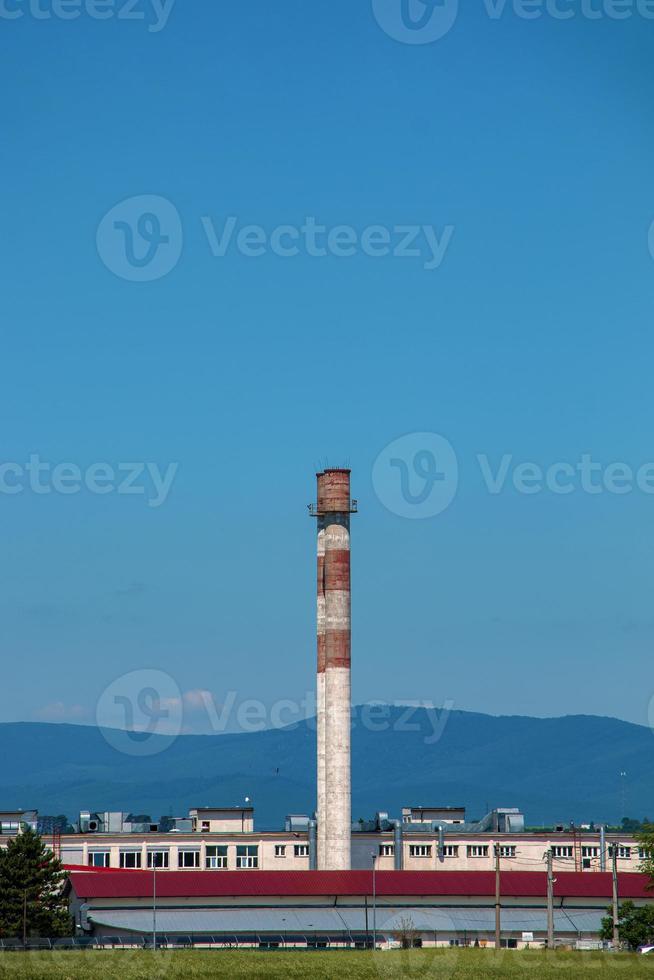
(316, 523), (327, 870)
(313, 469), (355, 871)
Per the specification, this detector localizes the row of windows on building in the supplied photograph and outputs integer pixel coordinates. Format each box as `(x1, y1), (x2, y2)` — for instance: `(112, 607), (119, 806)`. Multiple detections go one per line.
(88, 844), (310, 870)
(379, 844), (643, 860)
(552, 846), (638, 860)
(274, 844), (309, 858)
(0, 822), (21, 834)
(88, 842), (647, 869)
(379, 844), (517, 859)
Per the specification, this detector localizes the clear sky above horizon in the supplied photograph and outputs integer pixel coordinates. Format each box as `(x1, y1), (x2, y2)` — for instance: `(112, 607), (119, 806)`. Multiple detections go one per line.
(2, 1), (654, 732)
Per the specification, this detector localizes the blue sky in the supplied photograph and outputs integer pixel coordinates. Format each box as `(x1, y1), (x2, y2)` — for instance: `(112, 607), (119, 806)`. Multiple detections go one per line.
(2, 1), (654, 731)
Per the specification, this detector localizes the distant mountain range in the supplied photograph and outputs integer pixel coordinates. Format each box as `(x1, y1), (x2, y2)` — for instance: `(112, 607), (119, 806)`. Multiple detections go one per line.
(0, 707), (652, 829)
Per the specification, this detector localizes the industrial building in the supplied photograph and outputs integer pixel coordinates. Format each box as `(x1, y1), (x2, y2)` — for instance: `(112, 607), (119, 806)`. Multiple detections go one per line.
(2, 468), (651, 947)
(65, 867), (652, 948)
(0, 805), (645, 878)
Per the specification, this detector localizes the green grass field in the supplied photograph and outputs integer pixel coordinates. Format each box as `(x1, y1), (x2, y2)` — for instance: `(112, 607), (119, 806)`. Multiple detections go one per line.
(0, 949), (652, 980)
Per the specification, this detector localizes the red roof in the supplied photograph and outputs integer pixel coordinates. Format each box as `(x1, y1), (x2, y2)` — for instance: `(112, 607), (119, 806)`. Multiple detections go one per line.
(66, 869), (653, 901)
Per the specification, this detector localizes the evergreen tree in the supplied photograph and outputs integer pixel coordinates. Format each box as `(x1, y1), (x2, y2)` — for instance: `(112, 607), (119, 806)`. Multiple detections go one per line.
(0, 828), (71, 938)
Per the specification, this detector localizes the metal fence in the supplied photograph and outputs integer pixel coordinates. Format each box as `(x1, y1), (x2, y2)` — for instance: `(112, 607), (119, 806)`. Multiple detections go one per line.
(0, 934), (376, 952)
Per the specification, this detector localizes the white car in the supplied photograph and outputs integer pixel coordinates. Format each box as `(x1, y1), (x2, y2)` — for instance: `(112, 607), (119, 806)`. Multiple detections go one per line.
(637, 945), (654, 955)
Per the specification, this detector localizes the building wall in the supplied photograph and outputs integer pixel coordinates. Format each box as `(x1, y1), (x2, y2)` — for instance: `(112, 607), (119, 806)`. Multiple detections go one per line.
(189, 809), (254, 834)
(381, 833), (640, 874)
(38, 830), (643, 874)
(61, 834), (311, 871)
(401, 807), (466, 824)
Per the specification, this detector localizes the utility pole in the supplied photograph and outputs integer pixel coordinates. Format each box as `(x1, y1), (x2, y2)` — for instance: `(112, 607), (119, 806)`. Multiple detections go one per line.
(571, 823), (580, 873)
(494, 843), (501, 950)
(371, 852), (377, 950)
(22, 890), (27, 946)
(546, 849), (555, 950)
(152, 863), (157, 950)
(612, 843), (620, 949)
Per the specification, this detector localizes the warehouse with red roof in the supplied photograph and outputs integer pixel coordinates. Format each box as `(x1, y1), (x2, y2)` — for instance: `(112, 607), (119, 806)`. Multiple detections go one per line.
(65, 868), (654, 949)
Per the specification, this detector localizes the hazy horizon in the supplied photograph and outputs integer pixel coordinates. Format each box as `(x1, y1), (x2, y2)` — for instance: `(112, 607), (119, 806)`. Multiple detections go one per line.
(6, 699), (650, 736)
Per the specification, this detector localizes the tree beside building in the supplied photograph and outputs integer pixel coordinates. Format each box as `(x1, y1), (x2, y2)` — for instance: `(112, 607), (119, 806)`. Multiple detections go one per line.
(601, 901), (654, 950)
(637, 824), (654, 884)
(0, 828), (71, 938)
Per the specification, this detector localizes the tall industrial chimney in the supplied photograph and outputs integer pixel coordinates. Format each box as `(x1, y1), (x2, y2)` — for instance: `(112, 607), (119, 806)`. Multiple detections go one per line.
(312, 469), (356, 871)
